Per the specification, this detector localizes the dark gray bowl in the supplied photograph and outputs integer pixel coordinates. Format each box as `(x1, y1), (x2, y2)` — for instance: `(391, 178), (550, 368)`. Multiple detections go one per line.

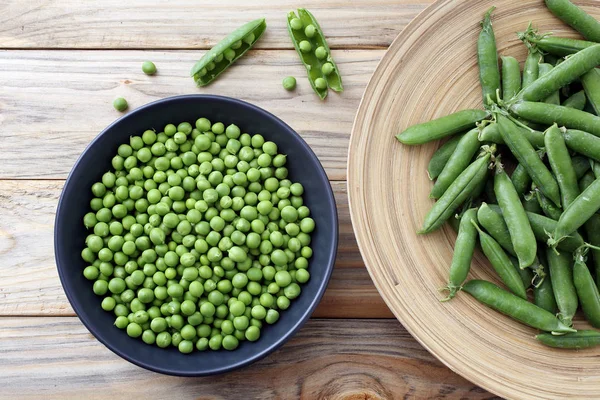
(54, 95), (338, 376)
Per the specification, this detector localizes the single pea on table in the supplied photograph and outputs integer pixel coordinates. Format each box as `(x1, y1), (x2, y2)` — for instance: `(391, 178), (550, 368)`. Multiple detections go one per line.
(81, 117), (316, 353)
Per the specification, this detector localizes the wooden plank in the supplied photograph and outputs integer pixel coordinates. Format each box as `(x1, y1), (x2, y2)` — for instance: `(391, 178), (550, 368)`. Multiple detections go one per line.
(0, 0), (430, 49)
(0, 180), (393, 318)
(0, 49), (383, 180)
(0, 317), (492, 399)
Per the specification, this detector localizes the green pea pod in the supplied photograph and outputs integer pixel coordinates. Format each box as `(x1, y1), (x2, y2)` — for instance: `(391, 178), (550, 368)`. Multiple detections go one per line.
(397, 109), (489, 145)
(545, 125), (580, 208)
(574, 248), (600, 328)
(572, 155), (592, 179)
(519, 25), (596, 57)
(487, 204), (585, 252)
(523, 195), (543, 214)
(441, 208), (478, 301)
(537, 330), (600, 349)
(477, 202), (516, 256)
(287, 9), (343, 100)
(472, 222), (527, 299)
(522, 47), (543, 89)
(484, 179), (497, 204)
(510, 101), (600, 138)
(478, 7), (500, 106)
(534, 270), (557, 313)
(478, 121), (544, 148)
(511, 164), (532, 196)
(581, 68), (600, 115)
(562, 129), (600, 162)
(497, 114), (561, 206)
(547, 249), (578, 327)
(535, 187), (563, 220)
(545, 0), (600, 42)
(562, 90), (587, 110)
(190, 18), (267, 86)
(515, 45), (600, 103)
(510, 257), (534, 289)
(580, 172), (600, 290)
(549, 176), (600, 248)
(427, 134), (463, 180)
(592, 160), (600, 179)
(462, 280), (576, 334)
(494, 163), (537, 268)
(501, 56), (522, 101)
(430, 128), (480, 199)
(538, 63), (561, 105)
(420, 150), (492, 234)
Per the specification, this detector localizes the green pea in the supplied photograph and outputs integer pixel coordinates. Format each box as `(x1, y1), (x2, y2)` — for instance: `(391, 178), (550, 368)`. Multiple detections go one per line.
(290, 17), (303, 30)
(315, 46), (327, 59)
(304, 24), (316, 38)
(142, 61), (157, 75)
(283, 76), (297, 91)
(113, 97), (128, 112)
(321, 62), (334, 76)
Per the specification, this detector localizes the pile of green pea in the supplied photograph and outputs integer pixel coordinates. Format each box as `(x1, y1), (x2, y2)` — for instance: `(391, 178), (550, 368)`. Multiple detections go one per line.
(80, 118), (315, 353)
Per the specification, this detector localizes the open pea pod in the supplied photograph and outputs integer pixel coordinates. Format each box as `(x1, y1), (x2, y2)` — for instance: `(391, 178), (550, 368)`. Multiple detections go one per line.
(190, 18), (266, 86)
(287, 9), (343, 99)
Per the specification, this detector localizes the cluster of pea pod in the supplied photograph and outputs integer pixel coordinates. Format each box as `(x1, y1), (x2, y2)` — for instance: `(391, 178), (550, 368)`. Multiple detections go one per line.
(397, 0), (600, 349)
(189, 9), (343, 100)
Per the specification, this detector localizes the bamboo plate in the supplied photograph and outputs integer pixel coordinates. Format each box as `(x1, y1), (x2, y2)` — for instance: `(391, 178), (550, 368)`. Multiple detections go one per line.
(348, 0), (600, 398)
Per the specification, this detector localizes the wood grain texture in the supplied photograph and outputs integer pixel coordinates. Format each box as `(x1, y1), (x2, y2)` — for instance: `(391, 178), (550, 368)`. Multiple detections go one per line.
(0, 0), (429, 50)
(348, 1), (600, 399)
(0, 49), (382, 180)
(0, 317), (493, 399)
(0, 180), (392, 318)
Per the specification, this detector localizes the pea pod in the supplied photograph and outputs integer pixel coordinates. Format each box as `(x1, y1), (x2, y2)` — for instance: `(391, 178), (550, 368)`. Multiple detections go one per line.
(581, 68), (600, 115)
(510, 257), (534, 289)
(472, 222), (527, 299)
(441, 208), (478, 300)
(538, 63), (560, 105)
(420, 150), (492, 234)
(190, 18), (266, 86)
(573, 248), (600, 328)
(545, 124), (580, 208)
(514, 44), (600, 103)
(494, 163), (537, 268)
(510, 101), (600, 138)
(397, 109), (489, 145)
(562, 90), (587, 110)
(501, 56), (521, 101)
(547, 249), (578, 327)
(572, 155), (592, 179)
(544, 0), (600, 42)
(537, 330), (600, 349)
(511, 164), (532, 197)
(534, 187), (563, 220)
(534, 271), (557, 314)
(430, 128), (480, 199)
(519, 25), (596, 57)
(477, 202), (516, 256)
(580, 172), (600, 289)
(478, 7), (500, 106)
(287, 9), (343, 99)
(523, 195), (543, 214)
(496, 114), (561, 206)
(487, 204), (585, 252)
(548, 175), (600, 248)
(478, 121), (544, 148)
(561, 129), (600, 162)
(427, 135), (463, 180)
(462, 280), (576, 334)
(522, 47), (543, 89)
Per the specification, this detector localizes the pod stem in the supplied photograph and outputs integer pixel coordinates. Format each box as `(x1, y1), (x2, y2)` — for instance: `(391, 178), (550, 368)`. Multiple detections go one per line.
(439, 285), (461, 302)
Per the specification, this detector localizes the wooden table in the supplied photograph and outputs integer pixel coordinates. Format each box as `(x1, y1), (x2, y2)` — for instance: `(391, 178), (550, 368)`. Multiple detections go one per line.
(0, 1), (496, 398)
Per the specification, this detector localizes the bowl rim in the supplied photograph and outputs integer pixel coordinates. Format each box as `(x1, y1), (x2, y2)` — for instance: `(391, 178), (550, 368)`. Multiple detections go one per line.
(54, 94), (338, 376)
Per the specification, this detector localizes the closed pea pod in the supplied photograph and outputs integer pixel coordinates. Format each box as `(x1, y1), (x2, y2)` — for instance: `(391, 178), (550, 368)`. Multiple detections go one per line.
(538, 63), (560, 105)
(472, 222), (527, 299)
(441, 208), (478, 300)
(537, 330), (600, 349)
(562, 90), (587, 111)
(534, 187), (562, 220)
(478, 122), (544, 148)
(430, 128), (481, 199)
(477, 202), (516, 256)
(562, 129), (600, 162)
(397, 109), (489, 145)
(511, 164), (532, 197)
(462, 280), (576, 334)
(580, 172), (600, 289)
(510, 102), (600, 137)
(573, 248), (600, 328)
(514, 45), (600, 103)
(496, 114), (561, 206)
(572, 155), (592, 179)
(427, 134), (463, 180)
(534, 271), (557, 314)
(494, 162), (537, 268)
(190, 18), (266, 86)
(522, 47), (543, 89)
(420, 150), (492, 234)
(501, 56), (521, 101)
(545, 124), (580, 208)
(520, 27), (596, 57)
(509, 257), (534, 289)
(581, 68), (600, 115)
(547, 249), (578, 327)
(477, 7), (500, 106)
(544, 0), (600, 42)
